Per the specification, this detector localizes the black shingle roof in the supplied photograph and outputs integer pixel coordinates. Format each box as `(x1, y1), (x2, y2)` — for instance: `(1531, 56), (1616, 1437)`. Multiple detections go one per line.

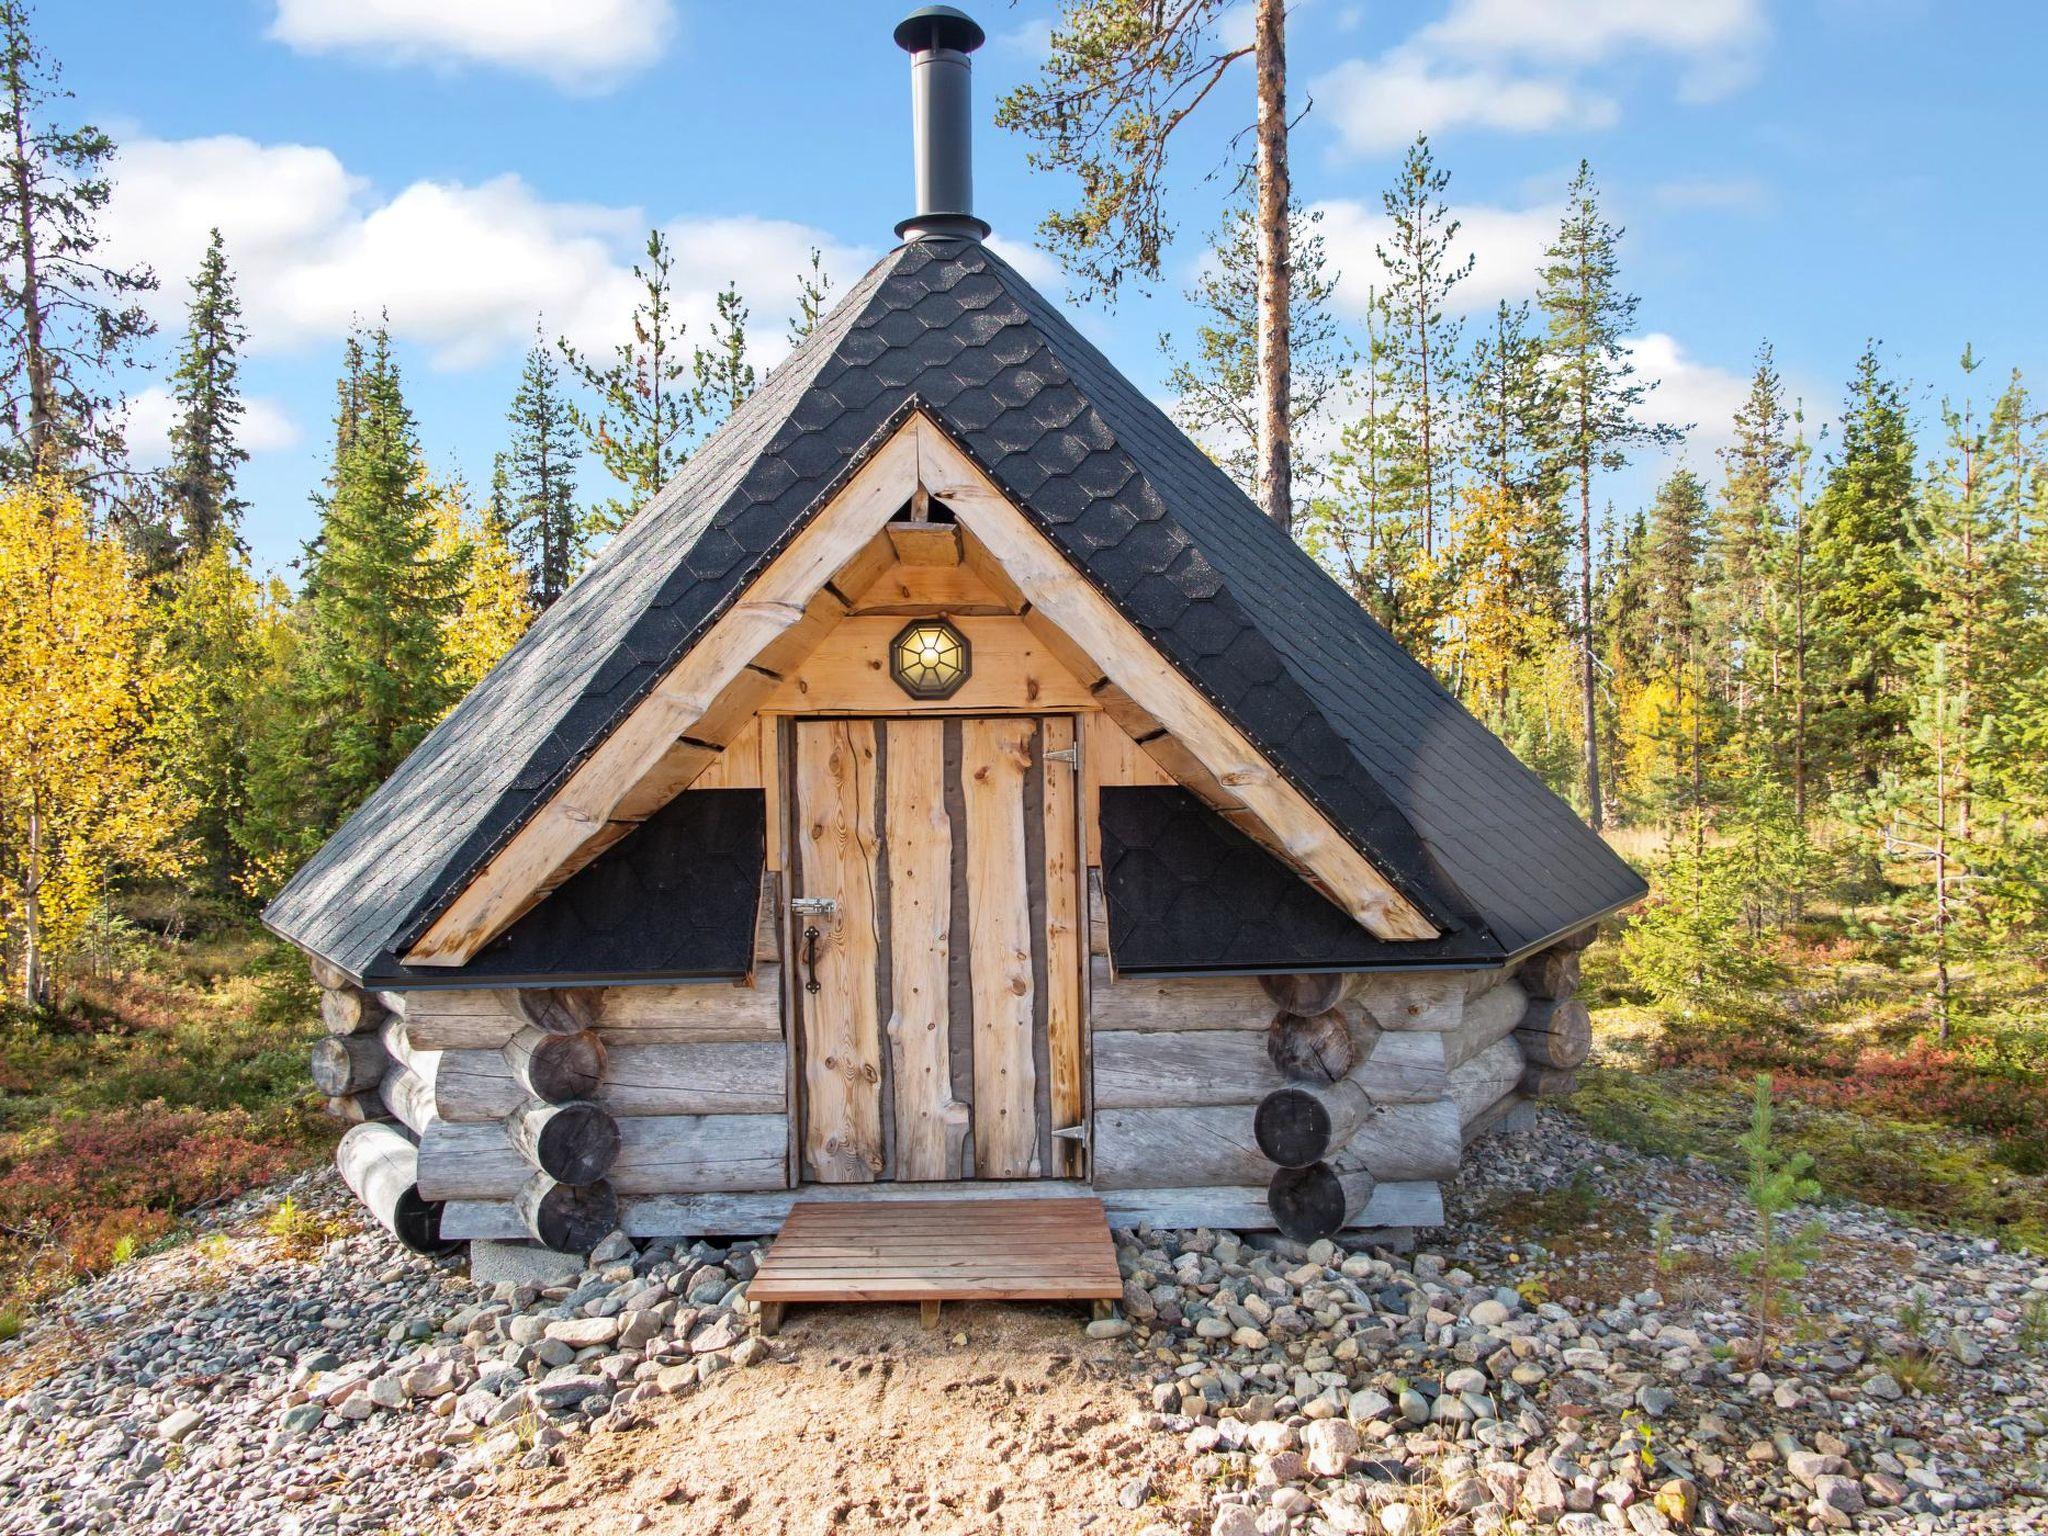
(265, 238), (1643, 984)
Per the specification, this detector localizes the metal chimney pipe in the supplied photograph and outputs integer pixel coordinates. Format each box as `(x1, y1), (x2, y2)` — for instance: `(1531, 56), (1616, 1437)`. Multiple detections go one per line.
(893, 6), (990, 241)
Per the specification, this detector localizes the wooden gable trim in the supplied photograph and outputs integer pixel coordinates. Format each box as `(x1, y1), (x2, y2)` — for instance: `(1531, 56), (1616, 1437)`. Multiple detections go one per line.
(915, 426), (1440, 944)
(404, 412), (1436, 968)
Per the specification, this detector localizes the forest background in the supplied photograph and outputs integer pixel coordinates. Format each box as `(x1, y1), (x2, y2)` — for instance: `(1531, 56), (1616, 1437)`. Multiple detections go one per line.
(1, 0), (2043, 1308)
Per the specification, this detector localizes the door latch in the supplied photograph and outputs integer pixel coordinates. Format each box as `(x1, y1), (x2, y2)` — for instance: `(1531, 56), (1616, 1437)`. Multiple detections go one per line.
(790, 897), (838, 918)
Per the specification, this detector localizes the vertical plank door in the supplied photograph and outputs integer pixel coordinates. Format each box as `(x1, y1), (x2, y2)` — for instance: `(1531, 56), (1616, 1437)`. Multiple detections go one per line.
(962, 718), (1040, 1178)
(884, 719), (969, 1179)
(793, 720), (885, 1182)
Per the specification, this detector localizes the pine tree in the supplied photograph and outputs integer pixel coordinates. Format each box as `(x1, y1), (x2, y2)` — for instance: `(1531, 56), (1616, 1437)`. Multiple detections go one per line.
(1167, 193), (1345, 495)
(505, 327), (581, 607)
(998, 0), (1299, 527)
(1537, 160), (1685, 829)
(693, 282), (755, 429)
(0, 0), (157, 504)
(1641, 469), (1713, 831)
(1375, 136), (1471, 559)
(787, 246), (833, 347)
(1810, 346), (1921, 787)
(560, 230), (696, 536)
(165, 228), (248, 558)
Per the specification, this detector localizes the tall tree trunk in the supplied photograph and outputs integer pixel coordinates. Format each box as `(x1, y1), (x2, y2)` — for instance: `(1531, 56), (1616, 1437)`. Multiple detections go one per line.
(1252, 0), (1291, 534)
(22, 790), (45, 1005)
(1578, 447), (1603, 830)
(5, 47), (51, 470)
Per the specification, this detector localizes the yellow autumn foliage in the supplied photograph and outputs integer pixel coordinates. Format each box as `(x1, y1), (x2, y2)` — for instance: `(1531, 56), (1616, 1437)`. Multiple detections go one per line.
(0, 479), (189, 999)
(428, 482), (534, 695)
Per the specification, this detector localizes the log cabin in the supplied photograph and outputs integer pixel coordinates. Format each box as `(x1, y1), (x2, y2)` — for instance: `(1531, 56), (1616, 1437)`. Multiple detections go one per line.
(267, 6), (1645, 1262)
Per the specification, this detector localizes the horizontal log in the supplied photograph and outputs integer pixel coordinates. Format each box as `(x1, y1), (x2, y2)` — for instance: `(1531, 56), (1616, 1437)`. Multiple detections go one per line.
(1462, 965), (1514, 1002)
(310, 1033), (387, 1097)
(517, 1172), (619, 1254)
(336, 1122), (455, 1256)
(1088, 958), (1272, 1032)
(324, 1093), (383, 1124)
(395, 971), (784, 1050)
(1516, 997), (1592, 1069)
(1464, 1093), (1535, 1143)
(1268, 1162), (1377, 1243)
(428, 1039), (785, 1121)
(377, 1014), (436, 1076)
(1442, 977), (1530, 1071)
(1360, 1029), (1449, 1104)
(380, 1063), (436, 1139)
(1350, 972), (1466, 1033)
(1449, 1034), (1525, 1131)
(1517, 947), (1582, 1001)
(507, 1099), (621, 1185)
(1094, 1100), (1461, 1189)
(1257, 973), (1355, 1015)
(415, 1113), (788, 1201)
(439, 1178), (1449, 1240)
(320, 985), (386, 1037)
(1094, 1030), (1303, 1109)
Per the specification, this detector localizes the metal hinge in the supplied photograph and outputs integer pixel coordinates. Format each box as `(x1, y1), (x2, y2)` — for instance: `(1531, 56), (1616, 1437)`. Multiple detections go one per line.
(1051, 1122), (1089, 1145)
(1043, 746), (1080, 771)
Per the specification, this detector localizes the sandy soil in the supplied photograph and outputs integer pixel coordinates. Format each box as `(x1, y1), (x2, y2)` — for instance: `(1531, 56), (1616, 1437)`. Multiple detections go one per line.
(466, 1302), (1192, 1536)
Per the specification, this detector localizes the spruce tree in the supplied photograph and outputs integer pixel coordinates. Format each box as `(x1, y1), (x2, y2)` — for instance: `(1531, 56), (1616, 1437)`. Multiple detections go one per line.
(1711, 345), (1793, 727)
(1810, 346), (1921, 787)
(1537, 160), (1684, 829)
(505, 327), (581, 607)
(0, 0), (155, 489)
(165, 228), (248, 557)
(1375, 135), (1470, 559)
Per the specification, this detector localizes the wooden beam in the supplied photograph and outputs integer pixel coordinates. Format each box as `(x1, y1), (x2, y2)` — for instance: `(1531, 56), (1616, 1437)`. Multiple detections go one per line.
(887, 522), (961, 566)
(402, 421), (925, 966)
(847, 560), (1016, 615)
(921, 427), (1437, 943)
(760, 615), (1098, 715)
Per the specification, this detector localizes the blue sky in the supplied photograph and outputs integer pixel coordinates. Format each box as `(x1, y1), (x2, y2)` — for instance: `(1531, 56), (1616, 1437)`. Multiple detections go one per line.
(44, 0), (2048, 578)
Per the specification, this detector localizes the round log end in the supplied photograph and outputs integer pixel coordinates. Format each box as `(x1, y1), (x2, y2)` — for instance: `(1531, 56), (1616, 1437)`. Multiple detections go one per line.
(522, 1030), (607, 1102)
(1253, 1087), (1334, 1168)
(519, 1177), (620, 1255)
(1257, 972), (1353, 1015)
(535, 1102), (622, 1185)
(1267, 1162), (1377, 1244)
(1265, 1009), (1359, 1084)
(392, 1188), (458, 1257)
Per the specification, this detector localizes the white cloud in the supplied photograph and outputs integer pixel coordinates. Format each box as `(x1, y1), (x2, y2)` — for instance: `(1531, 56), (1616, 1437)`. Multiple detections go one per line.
(1651, 175), (1769, 212)
(1314, 51), (1615, 155)
(102, 134), (871, 375)
(1625, 332), (1750, 454)
(991, 17), (1053, 62)
(1314, 0), (1765, 154)
(1311, 197), (1560, 317)
(987, 235), (1063, 293)
(268, 0), (677, 92)
(123, 386), (301, 467)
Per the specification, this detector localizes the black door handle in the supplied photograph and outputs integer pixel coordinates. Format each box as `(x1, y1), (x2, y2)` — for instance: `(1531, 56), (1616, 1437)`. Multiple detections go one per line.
(803, 925), (822, 993)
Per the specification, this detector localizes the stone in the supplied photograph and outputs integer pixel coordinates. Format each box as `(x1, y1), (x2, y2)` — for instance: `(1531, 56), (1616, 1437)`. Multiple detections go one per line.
(1398, 1388), (1431, 1426)
(1444, 1475), (1493, 1513)
(1946, 1328), (1985, 1367)
(279, 1402), (326, 1436)
(1813, 1475), (1865, 1517)
(1635, 1385), (1677, 1419)
(1086, 1318), (1132, 1340)
(1786, 1450), (1848, 1489)
(532, 1375), (607, 1410)
(1863, 1471), (1908, 1507)
(545, 1316), (622, 1349)
(690, 1316), (741, 1354)
(1861, 1370), (1903, 1401)
(1302, 1418), (1359, 1477)
(733, 1337), (772, 1367)
(1469, 1299), (1511, 1328)
(468, 1241), (586, 1287)
(157, 1409), (203, 1443)
(589, 1231), (636, 1267)
(1378, 1502), (1416, 1536)
(1347, 1389), (1394, 1424)
(1213, 1504), (1262, 1536)
(1523, 1464), (1567, 1522)
(367, 1373), (406, 1410)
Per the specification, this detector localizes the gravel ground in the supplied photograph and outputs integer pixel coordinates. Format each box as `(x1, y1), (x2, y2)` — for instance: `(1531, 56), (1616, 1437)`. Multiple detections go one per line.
(3, 1112), (2045, 1535)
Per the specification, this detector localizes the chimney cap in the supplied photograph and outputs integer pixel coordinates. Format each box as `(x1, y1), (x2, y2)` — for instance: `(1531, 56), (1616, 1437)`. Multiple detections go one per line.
(894, 5), (985, 55)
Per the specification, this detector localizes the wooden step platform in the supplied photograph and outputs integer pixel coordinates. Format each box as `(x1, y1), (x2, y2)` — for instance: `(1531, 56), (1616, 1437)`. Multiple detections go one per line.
(748, 1195), (1123, 1332)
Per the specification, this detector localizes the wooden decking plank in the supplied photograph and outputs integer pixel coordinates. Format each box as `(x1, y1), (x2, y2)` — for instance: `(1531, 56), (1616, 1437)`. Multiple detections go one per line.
(750, 1195), (1122, 1311)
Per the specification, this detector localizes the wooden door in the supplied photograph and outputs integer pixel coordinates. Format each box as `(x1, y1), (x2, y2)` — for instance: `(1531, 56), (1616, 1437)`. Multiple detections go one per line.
(792, 716), (1085, 1183)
